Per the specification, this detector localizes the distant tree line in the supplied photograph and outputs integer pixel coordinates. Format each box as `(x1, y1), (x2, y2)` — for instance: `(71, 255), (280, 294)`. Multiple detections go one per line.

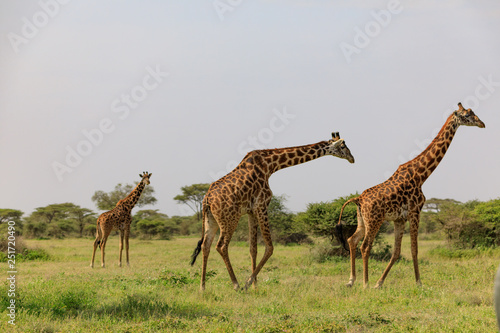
(0, 181), (499, 253)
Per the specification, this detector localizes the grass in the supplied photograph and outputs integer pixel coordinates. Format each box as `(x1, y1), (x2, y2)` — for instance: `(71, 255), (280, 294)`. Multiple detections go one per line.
(1, 235), (498, 332)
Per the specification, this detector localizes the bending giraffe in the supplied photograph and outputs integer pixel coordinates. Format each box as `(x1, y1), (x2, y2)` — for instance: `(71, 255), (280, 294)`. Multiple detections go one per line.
(337, 103), (485, 288)
(90, 172), (152, 268)
(191, 132), (355, 291)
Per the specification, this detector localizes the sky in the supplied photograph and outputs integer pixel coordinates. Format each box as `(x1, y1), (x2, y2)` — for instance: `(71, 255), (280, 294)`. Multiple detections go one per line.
(0, 0), (499, 218)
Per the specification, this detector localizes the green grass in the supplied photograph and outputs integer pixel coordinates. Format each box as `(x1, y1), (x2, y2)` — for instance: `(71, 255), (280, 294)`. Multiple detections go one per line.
(1, 235), (498, 332)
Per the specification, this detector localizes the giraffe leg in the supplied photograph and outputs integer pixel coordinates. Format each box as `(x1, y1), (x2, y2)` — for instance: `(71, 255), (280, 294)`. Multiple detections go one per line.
(90, 223), (101, 268)
(91, 239), (99, 268)
(409, 213), (422, 286)
(216, 222), (240, 291)
(359, 218), (384, 289)
(118, 230), (124, 267)
(244, 209), (273, 291)
(100, 229), (111, 268)
(248, 213), (259, 290)
(124, 226), (130, 267)
(374, 219), (404, 289)
(200, 212), (219, 291)
(346, 206), (365, 287)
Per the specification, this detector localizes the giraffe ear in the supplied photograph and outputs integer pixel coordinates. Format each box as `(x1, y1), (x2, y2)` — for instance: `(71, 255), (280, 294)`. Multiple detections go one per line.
(333, 139), (344, 147)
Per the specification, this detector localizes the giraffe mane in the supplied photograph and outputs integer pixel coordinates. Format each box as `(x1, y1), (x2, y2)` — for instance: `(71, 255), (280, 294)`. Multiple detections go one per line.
(398, 112), (454, 169)
(250, 141), (327, 156)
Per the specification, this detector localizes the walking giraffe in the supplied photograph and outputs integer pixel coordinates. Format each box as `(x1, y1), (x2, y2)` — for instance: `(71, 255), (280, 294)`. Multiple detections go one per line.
(337, 103), (485, 288)
(90, 172), (152, 268)
(191, 132), (355, 291)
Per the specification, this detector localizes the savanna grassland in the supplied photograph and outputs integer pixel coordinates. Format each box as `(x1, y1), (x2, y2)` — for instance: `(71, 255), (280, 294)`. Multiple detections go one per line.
(1, 235), (498, 332)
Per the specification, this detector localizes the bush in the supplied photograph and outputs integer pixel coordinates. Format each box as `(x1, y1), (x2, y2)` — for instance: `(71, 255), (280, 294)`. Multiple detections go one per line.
(0, 236), (50, 262)
(231, 195), (310, 245)
(309, 239), (343, 263)
(429, 199), (500, 249)
(18, 248), (51, 261)
(132, 210), (179, 240)
(298, 194), (359, 242)
(309, 236), (394, 263)
(300, 194), (392, 258)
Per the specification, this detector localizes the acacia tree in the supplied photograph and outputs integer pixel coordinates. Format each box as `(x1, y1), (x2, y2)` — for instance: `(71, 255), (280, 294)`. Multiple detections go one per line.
(31, 203), (76, 224)
(0, 209), (23, 224)
(0, 209), (24, 236)
(70, 207), (96, 237)
(23, 203), (94, 238)
(132, 209), (178, 239)
(174, 183), (210, 220)
(92, 182), (157, 211)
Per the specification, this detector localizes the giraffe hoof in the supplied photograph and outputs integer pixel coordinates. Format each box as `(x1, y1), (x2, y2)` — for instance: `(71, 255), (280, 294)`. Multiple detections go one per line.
(373, 283), (382, 289)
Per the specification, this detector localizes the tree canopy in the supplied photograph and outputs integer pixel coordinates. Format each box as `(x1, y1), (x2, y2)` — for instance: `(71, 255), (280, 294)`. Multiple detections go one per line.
(132, 209), (178, 239)
(92, 182), (157, 211)
(23, 203), (96, 238)
(174, 183), (210, 220)
(0, 209), (23, 224)
(297, 194), (359, 242)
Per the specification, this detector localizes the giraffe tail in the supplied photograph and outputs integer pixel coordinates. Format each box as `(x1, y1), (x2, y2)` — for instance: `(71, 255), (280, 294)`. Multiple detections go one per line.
(95, 220), (103, 250)
(335, 197), (359, 252)
(190, 204), (208, 266)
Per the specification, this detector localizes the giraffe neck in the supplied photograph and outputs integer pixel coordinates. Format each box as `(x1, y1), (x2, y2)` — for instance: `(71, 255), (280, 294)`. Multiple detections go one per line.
(259, 141), (331, 175)
(119, 181), (146, 211)
(404, 114), (458, 185)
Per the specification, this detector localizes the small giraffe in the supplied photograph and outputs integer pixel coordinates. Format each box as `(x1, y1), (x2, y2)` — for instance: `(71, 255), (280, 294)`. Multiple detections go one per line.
(191, 132), (355, 291)
(90, 172), (152, 268)
(337, 103), (485, 288)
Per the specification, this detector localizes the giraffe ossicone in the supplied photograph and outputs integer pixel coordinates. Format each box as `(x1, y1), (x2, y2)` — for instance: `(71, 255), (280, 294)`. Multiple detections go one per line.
(90, 171), (152, 268)
(337, 103), (485, 289)
(191, 133), (354, 291)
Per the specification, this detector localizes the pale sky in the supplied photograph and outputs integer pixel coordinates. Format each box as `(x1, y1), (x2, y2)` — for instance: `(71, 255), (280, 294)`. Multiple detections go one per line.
(1, 0), (499, 217)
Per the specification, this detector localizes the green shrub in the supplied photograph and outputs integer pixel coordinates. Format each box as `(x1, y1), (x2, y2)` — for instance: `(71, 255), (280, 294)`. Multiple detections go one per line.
(18, 248), (51, 261)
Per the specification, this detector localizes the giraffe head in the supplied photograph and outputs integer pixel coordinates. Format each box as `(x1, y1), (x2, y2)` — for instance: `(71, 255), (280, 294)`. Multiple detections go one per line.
(453, 103), (485, 128)
(139, 171), (152, 185)
(326, 132), (355, 163)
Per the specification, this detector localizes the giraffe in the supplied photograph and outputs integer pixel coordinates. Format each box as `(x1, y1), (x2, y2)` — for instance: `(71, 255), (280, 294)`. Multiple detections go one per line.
(191, 132), (355, 291)
(90, 172), (152, 268)
(336, 103), (485, 288)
